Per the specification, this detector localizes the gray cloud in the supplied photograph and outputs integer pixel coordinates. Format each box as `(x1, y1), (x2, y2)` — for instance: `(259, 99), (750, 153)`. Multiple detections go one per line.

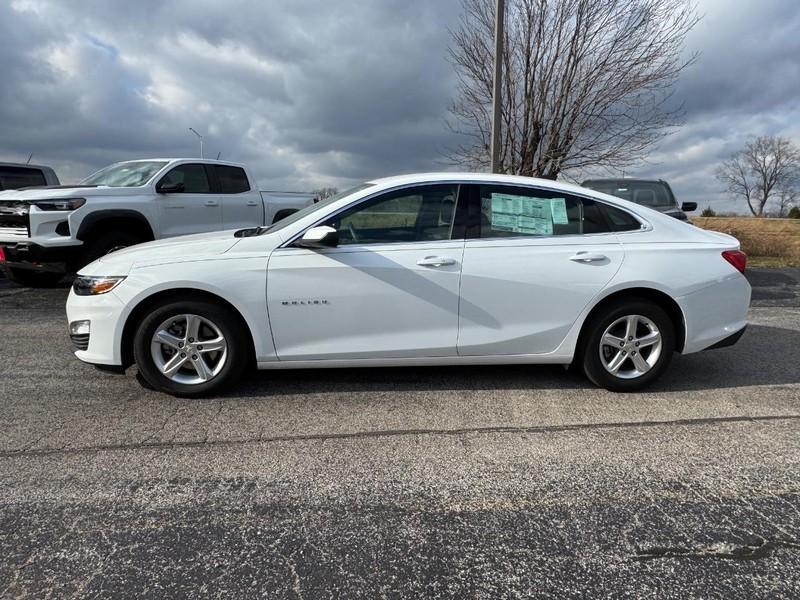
(1, 0), (798, 210)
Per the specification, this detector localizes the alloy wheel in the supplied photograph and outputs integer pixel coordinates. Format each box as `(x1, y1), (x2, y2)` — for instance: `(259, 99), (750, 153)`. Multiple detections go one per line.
(150, 314), (228, 385)
(598, 314), (663, 380)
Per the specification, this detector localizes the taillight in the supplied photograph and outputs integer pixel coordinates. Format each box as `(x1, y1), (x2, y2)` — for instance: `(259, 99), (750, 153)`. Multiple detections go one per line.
(0, 246), (5, 262)
(722, 250), (746, 274)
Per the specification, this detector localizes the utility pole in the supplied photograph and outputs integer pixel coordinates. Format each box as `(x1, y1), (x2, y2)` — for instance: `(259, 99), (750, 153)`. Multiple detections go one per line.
(188, 128), (204, 159)
(490, 0), (505, 173)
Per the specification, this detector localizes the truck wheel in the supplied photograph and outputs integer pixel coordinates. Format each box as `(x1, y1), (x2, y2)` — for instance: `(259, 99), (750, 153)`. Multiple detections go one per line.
(81, 232), (144, 268)
(2, 266), (63, 288)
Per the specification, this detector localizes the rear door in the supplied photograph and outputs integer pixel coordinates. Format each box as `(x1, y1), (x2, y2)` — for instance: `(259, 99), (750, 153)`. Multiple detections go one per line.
(156, 163), (222, 237)
(213, 165), (264, 230)
(457, 184), (640, 356)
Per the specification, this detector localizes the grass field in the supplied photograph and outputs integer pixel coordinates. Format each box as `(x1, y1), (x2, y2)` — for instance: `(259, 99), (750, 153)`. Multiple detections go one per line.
(692, 216), (800, 267)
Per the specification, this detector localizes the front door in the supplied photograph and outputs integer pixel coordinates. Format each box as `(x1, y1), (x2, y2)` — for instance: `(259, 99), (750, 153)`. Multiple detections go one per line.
(157, 163), (222, 237)
(457, 184), (637, 356)
(267, 184), (465, 360)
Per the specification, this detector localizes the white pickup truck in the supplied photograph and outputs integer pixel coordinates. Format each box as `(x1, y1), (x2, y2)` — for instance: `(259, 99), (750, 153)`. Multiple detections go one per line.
(0, 158), (315, 286)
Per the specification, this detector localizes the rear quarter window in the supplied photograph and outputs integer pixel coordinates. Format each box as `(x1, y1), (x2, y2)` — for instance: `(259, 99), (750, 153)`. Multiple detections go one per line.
(600, 203), (643, 232)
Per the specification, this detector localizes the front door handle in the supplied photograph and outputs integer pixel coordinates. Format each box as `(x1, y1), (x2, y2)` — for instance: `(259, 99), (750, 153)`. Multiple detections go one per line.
(570, 252), (607, 263)
(417, 256), (457, 268)
(204, 200), (219, 207)
(246, 200), (259, 206)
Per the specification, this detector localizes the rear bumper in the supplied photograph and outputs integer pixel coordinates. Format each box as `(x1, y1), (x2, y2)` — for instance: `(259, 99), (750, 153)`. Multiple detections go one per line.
(704, 325), (747, 350)
(678, 273), (751, 354)
(0, 241), (81, 273)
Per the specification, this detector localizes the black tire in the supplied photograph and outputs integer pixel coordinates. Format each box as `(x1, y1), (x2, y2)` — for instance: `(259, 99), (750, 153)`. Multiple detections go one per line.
(581, 299), (675, 392)
(133, 299), (250, 397)
(2, 265), (63, 287)
(81, 231), (145, 267)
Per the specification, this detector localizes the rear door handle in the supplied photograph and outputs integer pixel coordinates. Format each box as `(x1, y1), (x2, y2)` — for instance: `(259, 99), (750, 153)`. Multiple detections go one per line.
(570, 252), (607, 263)
(417, 256), (457, 267)
(204, 200), (219, 207)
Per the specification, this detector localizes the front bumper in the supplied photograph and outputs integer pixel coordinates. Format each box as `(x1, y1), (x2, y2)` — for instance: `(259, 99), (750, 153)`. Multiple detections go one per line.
(66, 286), (127, 365)
(0, 241), (82, 273)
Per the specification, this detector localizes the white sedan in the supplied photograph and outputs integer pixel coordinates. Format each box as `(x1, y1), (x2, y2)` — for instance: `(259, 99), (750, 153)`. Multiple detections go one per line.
(66, 173), (750, 397)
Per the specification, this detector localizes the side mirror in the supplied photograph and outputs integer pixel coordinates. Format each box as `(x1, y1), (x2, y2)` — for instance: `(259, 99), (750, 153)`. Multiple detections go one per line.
(681, 202), (698, 212)
(295, 225), (338, 249)
(157, 182), (185, 194)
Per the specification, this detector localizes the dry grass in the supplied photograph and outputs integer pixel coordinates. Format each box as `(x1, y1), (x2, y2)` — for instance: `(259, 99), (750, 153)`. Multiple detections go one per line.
(692, 217), (800, 262)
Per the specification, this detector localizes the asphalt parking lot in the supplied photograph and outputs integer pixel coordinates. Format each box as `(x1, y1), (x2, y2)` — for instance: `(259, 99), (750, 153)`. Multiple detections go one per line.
(1, 269), (799, 598)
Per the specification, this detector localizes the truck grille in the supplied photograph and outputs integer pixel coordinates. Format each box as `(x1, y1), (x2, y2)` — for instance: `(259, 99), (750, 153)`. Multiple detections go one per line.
(0, 201), (30, 237)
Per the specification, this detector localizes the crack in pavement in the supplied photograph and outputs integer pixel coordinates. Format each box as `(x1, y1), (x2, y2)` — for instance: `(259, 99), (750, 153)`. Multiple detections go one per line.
(1, 413), (799, 459)
(633, 539), (800, 562)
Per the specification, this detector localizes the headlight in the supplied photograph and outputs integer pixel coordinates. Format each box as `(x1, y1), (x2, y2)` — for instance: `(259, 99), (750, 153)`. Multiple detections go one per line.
(33, 198), (86, 211)
(72, 276), (126, 296)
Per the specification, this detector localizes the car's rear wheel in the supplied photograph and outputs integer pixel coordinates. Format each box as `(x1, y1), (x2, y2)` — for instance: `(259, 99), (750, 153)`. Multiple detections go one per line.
(582, 299), (675, 392)
(133, 299), (250, 397)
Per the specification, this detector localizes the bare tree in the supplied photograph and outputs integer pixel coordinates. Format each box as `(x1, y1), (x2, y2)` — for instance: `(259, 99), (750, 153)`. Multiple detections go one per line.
(447, 0), (699, 178)
(715, 136), (800, 217)
(313, 187), (339, 201)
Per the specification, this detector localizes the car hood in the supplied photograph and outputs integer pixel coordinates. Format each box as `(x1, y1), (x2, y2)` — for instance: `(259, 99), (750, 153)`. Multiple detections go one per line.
(0, 186), (144, 200)
(80, 231), (244, 276)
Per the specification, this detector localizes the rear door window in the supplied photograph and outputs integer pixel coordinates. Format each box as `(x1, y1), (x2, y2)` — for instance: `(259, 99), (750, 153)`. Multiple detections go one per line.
(214, 165), (250, 193)
(476, 185), (641, 237)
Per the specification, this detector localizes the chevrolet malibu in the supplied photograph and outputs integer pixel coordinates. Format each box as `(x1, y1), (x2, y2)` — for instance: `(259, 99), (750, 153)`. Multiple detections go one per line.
(66, 173), (751, 397)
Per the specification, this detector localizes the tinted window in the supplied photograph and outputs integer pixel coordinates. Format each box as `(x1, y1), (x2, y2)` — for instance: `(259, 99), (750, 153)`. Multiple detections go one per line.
(215, 165), (250, 193)
(583, 180), (677, 210)
(324, 184), (459, 245)
(159, 164), (211, 193)
(82, 161), (167, 187)
(602, 203), (642, 232)
(477, 185), (640, 237)
(0, 167), (46, 190)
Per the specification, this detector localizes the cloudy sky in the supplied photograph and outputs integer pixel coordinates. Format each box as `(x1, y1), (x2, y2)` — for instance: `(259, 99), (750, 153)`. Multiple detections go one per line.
(1, 0), (798, 212)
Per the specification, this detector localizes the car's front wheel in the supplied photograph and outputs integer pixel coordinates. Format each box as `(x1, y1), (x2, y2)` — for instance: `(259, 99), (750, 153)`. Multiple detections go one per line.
(133, 299), (250, 397)
(582, 299), (675, 392)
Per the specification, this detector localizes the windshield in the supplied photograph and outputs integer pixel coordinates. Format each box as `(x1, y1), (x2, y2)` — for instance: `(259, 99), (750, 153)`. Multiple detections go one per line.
(583, 181), (678, 211)
(81, 161), (168, 187)
(264, 183), (375, 234)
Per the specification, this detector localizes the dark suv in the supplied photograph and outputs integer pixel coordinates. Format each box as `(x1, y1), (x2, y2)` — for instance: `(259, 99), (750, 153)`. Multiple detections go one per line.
(0, 162), (60, 191)
(581, 179), (696, 221)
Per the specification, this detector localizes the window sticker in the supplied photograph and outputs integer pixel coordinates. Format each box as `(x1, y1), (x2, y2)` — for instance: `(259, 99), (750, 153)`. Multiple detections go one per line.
(550, 198), (569, 224)
(491, 193), (553, 235)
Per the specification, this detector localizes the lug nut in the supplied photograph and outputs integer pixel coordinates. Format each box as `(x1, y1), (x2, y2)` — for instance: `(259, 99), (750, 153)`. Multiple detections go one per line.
(192, 354), (198, 360)
(628, 336), (633, 341)
(632, 351), (637, 356)
(635, 342), (640, 347)
(197, 345), (203, 350)
(180, 353), (186, 358)
(178, 342), (184, 348)
(188, 337), (194, 343)
(622, 351), (627, 355)
(619, 342), (624, 347)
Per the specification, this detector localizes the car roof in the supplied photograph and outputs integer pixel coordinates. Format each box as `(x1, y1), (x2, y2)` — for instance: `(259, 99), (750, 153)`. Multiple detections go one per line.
(0, 161), (54, 171)
(582, 178), (666, 185)
(367, 172), (597, 197)
(112, 158), (248, 168)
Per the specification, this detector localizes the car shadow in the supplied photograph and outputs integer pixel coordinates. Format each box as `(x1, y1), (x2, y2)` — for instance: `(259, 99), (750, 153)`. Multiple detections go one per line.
(228, 324), (798, 398)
